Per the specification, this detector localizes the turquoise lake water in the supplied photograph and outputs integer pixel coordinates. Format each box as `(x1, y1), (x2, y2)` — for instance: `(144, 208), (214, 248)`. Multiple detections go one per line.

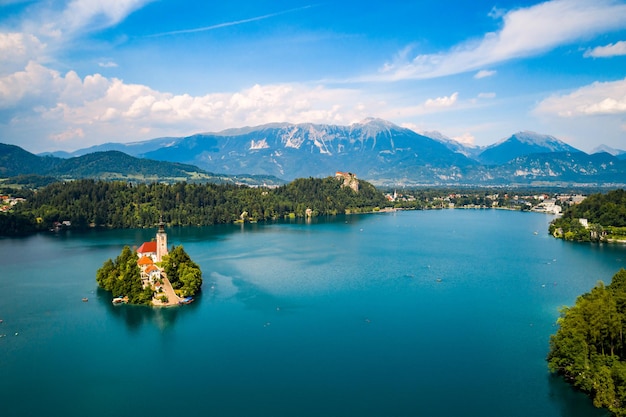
(1, 209), (624, 417)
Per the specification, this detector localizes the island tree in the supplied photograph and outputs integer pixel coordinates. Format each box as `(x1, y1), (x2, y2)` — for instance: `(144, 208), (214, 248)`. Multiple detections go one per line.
(161, 245), (202, 297)
(96, 245), (154, 305)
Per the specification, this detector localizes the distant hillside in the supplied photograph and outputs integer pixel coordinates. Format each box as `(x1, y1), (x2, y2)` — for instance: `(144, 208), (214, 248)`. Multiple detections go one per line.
(0, 144), (285, 186)
(482, 151), (626, 185)
(48, 151), (210, 180)
(478, 131), (581, 165)
(56, 136), (183, 158)
(592, 144), (626, 160)
(0, 143), (61, 177)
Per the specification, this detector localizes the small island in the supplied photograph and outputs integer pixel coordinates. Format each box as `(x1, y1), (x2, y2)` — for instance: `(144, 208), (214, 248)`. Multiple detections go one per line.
(96, 221), (202, 306)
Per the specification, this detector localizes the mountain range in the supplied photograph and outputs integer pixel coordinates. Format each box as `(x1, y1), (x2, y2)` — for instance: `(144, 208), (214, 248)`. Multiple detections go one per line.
(4, 118), (626, 186)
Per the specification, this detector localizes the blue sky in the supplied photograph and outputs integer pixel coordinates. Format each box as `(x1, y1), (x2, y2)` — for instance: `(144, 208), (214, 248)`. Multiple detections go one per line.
(1, 0), (626, 153)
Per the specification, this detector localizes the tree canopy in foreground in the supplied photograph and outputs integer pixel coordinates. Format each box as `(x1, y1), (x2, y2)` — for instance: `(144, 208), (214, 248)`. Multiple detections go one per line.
(548, 269), (626, 415)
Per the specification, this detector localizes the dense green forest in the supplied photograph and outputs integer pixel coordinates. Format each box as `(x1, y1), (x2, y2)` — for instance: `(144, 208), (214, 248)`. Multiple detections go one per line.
(0, 176), (387, 235)
(549, 189), (626, 242)
(548, 269), (626, 416)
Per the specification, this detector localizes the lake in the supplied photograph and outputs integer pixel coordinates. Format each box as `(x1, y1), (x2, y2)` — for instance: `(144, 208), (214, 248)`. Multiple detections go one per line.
(1, 209), (624, 417)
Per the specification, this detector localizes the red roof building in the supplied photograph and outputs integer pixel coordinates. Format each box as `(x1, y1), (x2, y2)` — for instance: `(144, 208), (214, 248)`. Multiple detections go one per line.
(137, 241), (157, 261)
(137, 256), (153, 266)
(145, 265), (159, 274)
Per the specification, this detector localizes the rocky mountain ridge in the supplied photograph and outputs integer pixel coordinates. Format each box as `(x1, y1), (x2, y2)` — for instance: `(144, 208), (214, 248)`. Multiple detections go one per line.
(9, 118), (626, 186)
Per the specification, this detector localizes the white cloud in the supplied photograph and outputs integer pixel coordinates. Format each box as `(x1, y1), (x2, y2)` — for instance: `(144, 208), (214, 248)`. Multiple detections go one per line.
(59, 0), (153, 34)
(0, 59), (472, 151)
(374, 92), (464, 122)
(98, 61), (118, 68)
(377, 0), (626, 80)
(0, 61), (62, 108)
(1, 0), (152, 67)
(0, 33), (47, 74)
(474, 69), (496, 79)
(0, 0), (149, 80)
(424, 92), (458, 108)
(584, 40), (626, 58)
(535, 78), (626, 117)
(478, 92), (496, 99)
(488, 6), (506, 19)
(452, 133), (476, 146)
(0, 64), (382, 149)
(50, 127), (84, 142)
(400, 122), (421, 133)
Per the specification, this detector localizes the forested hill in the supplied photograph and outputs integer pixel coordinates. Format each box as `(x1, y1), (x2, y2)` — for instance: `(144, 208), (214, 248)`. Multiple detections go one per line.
(548, 269), (626, 416)
(549, 189), (626, 242)
(0, 177), (388, 235)
(0, 143), (60, 177)
(559, 189), (626, 226)
(0, 143), (284, 186)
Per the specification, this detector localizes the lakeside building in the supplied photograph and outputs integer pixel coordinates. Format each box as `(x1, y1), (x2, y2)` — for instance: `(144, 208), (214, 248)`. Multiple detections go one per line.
(531, 199), (562, 215)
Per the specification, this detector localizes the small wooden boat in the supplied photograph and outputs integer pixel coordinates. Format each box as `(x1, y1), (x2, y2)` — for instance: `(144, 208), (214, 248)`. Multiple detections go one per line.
(178, 296), (194, 305)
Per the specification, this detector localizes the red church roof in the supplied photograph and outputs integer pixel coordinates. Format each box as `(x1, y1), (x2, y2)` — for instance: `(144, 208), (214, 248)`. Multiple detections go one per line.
(137, 241), (157, 254)
(137, 256), (153, 266)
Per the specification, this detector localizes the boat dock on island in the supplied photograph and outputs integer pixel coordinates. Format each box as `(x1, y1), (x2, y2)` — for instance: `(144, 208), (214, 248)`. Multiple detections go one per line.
(112, 296), (128, 304)
(178, 297), (194, 305)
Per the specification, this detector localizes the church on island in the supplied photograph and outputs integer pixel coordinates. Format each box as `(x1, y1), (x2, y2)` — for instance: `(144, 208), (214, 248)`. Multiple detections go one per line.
(100, 219), (200, 307)
(132, 221), (187, 306)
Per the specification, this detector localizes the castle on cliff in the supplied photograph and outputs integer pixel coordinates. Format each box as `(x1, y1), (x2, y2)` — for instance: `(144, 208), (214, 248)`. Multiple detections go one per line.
(335, 171), (359, 192)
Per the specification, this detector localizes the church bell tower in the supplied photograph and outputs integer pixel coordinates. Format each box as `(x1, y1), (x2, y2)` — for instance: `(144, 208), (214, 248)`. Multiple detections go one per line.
(156, 217), (168, 262)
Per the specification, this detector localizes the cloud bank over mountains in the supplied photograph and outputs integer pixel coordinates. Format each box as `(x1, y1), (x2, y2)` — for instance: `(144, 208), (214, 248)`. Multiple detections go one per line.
(0, 0), (625, 153)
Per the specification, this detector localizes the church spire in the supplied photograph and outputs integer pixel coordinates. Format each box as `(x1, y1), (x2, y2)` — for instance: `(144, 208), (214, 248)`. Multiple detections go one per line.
(156, 215), (168, 262)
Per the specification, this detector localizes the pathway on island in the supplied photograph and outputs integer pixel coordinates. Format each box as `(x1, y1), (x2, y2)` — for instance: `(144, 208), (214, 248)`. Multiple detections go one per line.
(152, 274), (182, 307)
